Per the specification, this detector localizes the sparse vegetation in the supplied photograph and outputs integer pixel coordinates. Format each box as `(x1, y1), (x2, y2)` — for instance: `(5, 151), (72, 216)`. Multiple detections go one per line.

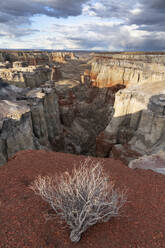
(30, 158), (127, 242)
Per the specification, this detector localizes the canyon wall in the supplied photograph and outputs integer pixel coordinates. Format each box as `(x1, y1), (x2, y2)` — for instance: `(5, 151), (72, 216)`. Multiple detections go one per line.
(91, 54), (165, 88)
(0, 66), (52, 88)
(0, 50), (78, 65)
(94, 54), (165, 164)
(56, 81), (117, 155)
(1, 51), (165, 168)
(0, 86), (64, 165)
(0, 51), (51, 65)
(52, 52), (78, 63)
(103, 82), (165, 154)
(0, 52), (114, 165)
(0, 100), (34, 164)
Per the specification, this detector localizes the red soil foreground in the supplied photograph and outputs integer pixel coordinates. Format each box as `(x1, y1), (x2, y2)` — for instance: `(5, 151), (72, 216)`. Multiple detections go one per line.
(0, 150), (165, 248)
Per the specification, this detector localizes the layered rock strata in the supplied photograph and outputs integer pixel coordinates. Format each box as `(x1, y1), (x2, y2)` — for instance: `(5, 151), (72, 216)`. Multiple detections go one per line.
(0, 52), (116, 165)
(93, 53), (165, 169)
(55, 80), (117, 155)
(0, 65), (61, 88)
(0, 84), (64, 166)
(0, 79), (118, 165)
(52, 52), (78, 63)
(0, 50), (79, 65)
(0, 51), (51, 65)
(97, 79), (165, 164)
(2, 51), (165, 170)
(91, 54), (165, 88)
(0, 100), (34, 165)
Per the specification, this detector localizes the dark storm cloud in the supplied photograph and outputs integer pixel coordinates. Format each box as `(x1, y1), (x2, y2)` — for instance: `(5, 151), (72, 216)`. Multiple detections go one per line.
(0, 0), (165, 50)
(0, 13), (11, 23)
(11, 28), (39, 38)
(0, 0), (89, 39)
(87, 0), (165, 31)
(0, 0), (89, 21)
(86, 0), (133, 19)
(86, 1), (162, 35)
(127, 0), (165, 31)
(143, 0), (165, 10)
(68, 36), (108, 49)
(136, 37), (165, 51)
(116, 33), (165, 51)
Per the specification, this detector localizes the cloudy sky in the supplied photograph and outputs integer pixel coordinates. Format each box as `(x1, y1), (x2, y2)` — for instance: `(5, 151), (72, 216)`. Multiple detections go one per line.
(0, 0), (165, 51)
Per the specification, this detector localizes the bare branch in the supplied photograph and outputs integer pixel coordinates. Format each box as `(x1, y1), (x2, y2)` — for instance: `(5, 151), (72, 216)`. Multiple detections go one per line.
(30, 158), (127, 242)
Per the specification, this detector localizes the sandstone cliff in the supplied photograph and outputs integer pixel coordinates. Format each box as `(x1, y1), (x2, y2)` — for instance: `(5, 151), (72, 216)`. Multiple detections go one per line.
(0, 50), (78, 65)
(55, 80), (115, 155)
(27, 87), (63, 149)
(0, 51), (115, 165)
(0, 64), (61, 88)
(52, 52), (78, 63)
(0, 51), (51, 65)
(97, 79), (165, 164)
(1, 51), (165, 170)
(94, 53), (165, 167)
(0, 85), (64, 166)
(91, 54), (165, 88)
(0, 100), (34, 165)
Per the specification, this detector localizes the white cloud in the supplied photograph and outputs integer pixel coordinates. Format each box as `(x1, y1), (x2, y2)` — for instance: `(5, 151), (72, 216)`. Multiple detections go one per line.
(0, 0), (165, 50)
(130, 8), (142, 15)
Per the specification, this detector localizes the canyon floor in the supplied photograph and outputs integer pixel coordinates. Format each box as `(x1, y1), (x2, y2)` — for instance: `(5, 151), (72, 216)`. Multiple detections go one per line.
(0, 150), (165, 248)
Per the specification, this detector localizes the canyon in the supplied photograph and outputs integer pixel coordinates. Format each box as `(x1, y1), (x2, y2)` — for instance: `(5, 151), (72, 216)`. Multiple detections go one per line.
(1, 50), (165, 174)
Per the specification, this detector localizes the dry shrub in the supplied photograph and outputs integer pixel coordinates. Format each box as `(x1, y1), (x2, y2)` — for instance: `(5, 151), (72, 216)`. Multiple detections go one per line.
(30, 158), (127, 242)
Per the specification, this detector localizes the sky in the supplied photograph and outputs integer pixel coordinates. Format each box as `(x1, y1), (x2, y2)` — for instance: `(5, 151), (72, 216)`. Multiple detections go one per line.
(0, 0), (165, 51)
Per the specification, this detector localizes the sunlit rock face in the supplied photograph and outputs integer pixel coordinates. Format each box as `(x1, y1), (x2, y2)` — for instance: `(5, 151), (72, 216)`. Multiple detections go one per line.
(97, 79), (165, 163)
(0, 65), (52, 88)
(52, 52), (78, 63)
(90, 54), (165, 88)
(94, 53), (165, 164)
(108, 81), (165, 154)
(0, 51), (78, 65)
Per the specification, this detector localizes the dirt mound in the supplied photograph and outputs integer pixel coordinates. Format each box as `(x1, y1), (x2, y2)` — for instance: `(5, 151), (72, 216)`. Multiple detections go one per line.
(0, 150), (165, 248)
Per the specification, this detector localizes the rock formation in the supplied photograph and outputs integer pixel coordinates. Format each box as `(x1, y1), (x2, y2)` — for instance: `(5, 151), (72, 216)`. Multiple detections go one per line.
(56, 80), (115, 155)
(0, 84), (64, 165)
(0, 50), (51, 65)
(0, 65), (52, 88)
(97, 80), (165, 160)
(52, 52), (78, 63)
(91, 53), (165, 87)
(1, 50), (165, 173)
(129, 150), (165, 174)
(0, 50), (79, 65)
(94, 53), (165, 170)
(0, 51), (116, 165)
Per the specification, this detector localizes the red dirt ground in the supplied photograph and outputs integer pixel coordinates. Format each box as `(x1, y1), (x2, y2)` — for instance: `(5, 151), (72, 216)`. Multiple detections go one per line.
(0, 150), (165, 248)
